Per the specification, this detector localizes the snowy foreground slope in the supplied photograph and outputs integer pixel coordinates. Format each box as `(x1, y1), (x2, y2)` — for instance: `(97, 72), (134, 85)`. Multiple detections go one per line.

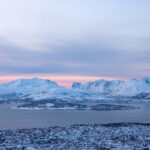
(0, 123), (150, 150)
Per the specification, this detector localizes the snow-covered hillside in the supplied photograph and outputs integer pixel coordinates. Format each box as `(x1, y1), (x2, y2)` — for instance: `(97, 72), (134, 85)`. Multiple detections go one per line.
(0, 78), (105, 102)
(72, 77), (150, 96)
(72, 79), (124, 94)
(0, 78), (61, 95)
(0, 77), (150, 102)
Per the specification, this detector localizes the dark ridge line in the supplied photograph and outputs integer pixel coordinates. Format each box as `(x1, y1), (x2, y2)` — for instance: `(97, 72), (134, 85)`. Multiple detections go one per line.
(100, 122), (150, 127)
(70, 122), (150, 127)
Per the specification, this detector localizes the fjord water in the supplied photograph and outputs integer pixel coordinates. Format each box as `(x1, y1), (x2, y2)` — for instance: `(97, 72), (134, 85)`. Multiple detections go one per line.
(0, 103), (150, 130)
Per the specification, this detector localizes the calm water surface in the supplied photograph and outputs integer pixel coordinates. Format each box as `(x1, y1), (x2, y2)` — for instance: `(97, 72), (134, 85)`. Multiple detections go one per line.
(0, 103), (150, 129)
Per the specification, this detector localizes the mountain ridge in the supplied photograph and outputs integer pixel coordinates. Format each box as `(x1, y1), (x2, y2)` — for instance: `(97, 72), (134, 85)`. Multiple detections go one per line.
(0, 77), (150, 101)
(0, 78), (61, 95)
(72, 77), (150, 96)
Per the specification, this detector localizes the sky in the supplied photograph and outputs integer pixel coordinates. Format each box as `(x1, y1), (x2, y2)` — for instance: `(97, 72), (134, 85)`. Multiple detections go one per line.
(0, 0), (150, 87)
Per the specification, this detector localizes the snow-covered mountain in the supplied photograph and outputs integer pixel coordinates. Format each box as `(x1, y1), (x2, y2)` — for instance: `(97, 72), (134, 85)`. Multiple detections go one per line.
(72, 77), (150, 97)
(0, 78), (103, 101)
(0, 78), (61, 95)
(0, 77), (150, 102)
(113, 78), (150, 96)
(72, 79), (124, 94)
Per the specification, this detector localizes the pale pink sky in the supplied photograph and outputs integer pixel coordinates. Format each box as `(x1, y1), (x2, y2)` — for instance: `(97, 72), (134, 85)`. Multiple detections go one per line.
(0, 74), (123, 88)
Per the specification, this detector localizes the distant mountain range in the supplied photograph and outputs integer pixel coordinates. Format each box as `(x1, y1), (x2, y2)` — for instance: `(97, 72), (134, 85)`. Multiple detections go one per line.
(0, 77), (150, 102)
(72, 77), (150, 96)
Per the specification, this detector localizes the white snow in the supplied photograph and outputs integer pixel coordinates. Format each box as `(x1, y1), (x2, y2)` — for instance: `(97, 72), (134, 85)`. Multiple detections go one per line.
(0, 77), (150, 101)
(0, 78), (61, 95)
(72, 77), (150, 97)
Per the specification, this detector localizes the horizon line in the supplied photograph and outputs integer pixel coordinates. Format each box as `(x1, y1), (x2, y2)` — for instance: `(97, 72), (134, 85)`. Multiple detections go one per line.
(0, 74), (125, 88)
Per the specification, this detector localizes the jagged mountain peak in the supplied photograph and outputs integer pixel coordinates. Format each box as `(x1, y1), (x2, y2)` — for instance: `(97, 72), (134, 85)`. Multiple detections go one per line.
(72, 77), (150, 96)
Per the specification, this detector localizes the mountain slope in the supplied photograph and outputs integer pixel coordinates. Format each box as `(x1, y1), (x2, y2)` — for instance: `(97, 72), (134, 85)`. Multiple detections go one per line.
(0, 77), (150, 101)
(0, 78), (60, 95)
(72, 77), (150, 96)
(0, 78), (105, 101)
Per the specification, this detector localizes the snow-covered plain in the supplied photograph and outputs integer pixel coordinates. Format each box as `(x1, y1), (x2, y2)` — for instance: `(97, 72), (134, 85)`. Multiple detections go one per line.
(0, 123), (150, 150)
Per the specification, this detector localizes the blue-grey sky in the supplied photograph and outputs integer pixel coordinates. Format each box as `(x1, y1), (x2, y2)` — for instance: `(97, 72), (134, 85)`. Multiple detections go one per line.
(0, 0), (150, 80)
